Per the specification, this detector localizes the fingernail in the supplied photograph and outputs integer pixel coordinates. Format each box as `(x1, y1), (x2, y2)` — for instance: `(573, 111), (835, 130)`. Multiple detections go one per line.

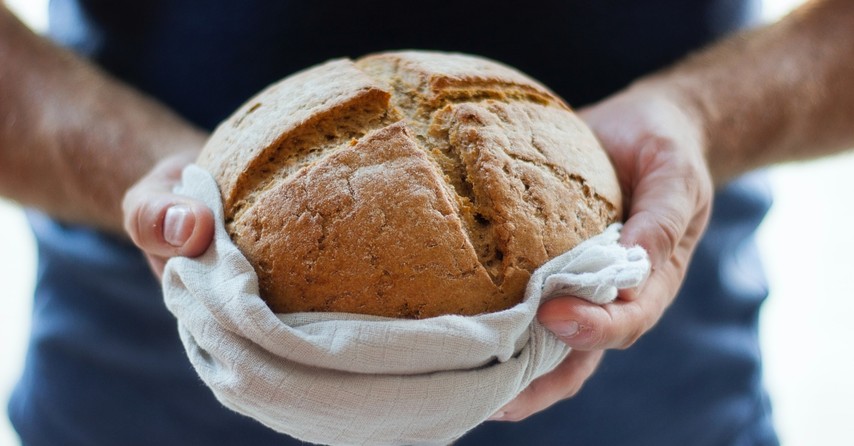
(552, 320), (580, 338)
(164, 205), (193, 247)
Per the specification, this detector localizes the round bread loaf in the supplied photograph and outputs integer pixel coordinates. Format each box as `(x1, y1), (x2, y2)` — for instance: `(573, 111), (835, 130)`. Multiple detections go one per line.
(196, 51), (622, 319)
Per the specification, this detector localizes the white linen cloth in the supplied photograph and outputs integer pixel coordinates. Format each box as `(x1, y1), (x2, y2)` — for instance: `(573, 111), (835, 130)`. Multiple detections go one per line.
(162, 165), (650, 446)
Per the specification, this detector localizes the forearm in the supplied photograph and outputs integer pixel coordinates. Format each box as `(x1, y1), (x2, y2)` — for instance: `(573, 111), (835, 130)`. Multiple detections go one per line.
(0, 6), (206, 234)
(635, 0), (854, 184)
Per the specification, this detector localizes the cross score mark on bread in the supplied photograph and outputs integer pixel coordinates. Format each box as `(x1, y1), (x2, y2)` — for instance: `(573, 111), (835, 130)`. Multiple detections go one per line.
(197, 51), (621, 319)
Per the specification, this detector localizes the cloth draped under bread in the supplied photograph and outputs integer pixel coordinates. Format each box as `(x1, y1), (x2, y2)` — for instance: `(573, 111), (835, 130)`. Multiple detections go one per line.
(162, 165), (650, 446)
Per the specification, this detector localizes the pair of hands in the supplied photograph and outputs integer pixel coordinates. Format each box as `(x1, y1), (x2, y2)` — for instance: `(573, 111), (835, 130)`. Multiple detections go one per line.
(123, 84), (713, 422)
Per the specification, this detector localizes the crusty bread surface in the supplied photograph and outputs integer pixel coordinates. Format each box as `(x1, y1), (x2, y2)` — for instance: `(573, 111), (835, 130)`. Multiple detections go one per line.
(197, 51), (621, 319)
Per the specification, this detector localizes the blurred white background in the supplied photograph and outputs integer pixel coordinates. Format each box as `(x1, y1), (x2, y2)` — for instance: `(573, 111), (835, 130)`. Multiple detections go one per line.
(1, 0), (852, 445)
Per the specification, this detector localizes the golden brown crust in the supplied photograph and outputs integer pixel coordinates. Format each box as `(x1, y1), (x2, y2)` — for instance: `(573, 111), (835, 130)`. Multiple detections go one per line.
(197, 51), (622, 319)
(196, 59), (394, 221)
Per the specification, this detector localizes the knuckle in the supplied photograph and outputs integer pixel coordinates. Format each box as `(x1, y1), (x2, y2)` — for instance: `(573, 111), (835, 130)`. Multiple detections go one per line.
(653, 213), (682, 257)
(686, 163), (713, 210)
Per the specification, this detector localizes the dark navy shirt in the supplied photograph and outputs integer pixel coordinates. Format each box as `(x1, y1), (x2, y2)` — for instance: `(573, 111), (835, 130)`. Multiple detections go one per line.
(9, 1), (778, 445)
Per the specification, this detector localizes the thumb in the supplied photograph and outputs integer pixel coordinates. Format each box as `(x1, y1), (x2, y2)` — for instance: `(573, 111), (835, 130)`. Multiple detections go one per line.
(124, 194), (214, 259)
(122, 154), (214, 262)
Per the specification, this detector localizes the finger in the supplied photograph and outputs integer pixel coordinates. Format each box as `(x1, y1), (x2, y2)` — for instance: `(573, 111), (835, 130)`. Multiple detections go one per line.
(539, 210), (704, 351)
(621, 137), (712, 270)
(535, 140), (712, 350)
(488, 350), (604, 422)
(537, 266), (677, 350)
(122, 155), (215, 260)
(124, 191), (214, 259)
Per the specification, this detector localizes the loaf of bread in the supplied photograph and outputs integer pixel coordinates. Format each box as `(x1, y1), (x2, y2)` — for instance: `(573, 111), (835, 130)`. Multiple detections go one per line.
(197, 51), (622, 319)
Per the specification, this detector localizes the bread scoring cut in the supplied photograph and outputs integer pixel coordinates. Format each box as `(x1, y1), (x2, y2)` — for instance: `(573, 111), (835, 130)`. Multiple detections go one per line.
(197, 51), (621, 319)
